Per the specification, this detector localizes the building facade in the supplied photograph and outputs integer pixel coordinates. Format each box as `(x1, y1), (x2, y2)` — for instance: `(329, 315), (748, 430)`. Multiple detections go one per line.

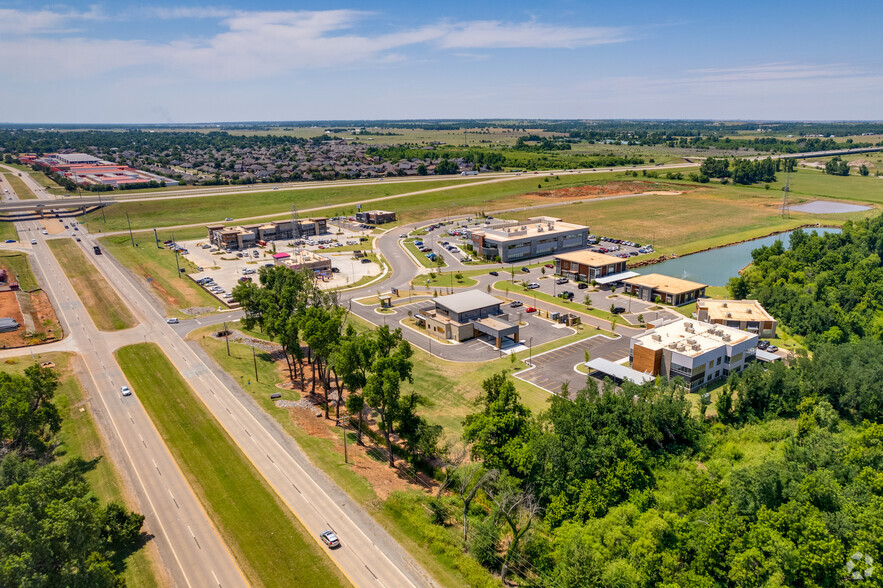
(418, 291), (519, 348)
(356, 210), (396, 224)
(468, 216), (588, 263)
(696, 299), (777, 338)
(554, 250), (627, 281)
(630, 317), (758, 391)
(206, 218), (328, 250)
(621, 273), (707, 306)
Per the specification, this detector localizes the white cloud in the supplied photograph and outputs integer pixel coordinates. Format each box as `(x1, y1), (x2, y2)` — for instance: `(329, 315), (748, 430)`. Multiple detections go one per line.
(437, 20), (630, 49)
(0, 5), (105, 34)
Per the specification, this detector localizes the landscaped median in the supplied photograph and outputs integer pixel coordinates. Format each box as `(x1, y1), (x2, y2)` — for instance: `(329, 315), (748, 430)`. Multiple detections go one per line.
(48, 239), (137, 330)
(114, 343), (347, 588)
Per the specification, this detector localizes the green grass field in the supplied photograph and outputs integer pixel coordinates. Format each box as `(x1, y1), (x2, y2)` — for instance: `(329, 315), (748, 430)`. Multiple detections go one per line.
(115, 343), (347, 588)
(81, 178), (477, 232)
(0, 221), (18, 242)
(48, 240), (137, 330)
(1, 352), (161, 587)
(0, 251), (38, 290)
(99, 233), (219, 316)
(2, 172), (37, 199)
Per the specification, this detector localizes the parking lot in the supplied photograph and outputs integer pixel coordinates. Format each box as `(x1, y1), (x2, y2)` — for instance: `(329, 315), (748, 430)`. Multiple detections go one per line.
(515, 333), (629, 395)
(179, 235), (382, 303)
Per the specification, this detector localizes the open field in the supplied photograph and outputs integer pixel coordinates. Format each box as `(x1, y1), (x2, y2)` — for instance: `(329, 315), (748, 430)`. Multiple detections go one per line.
(48, 239), (137, 330)
(99, 233), (219, 316)
(0, 221), (18, 241)
(2, 172), (37, 199)
(0, 250), (38, 290)
(115, 343), (347, 588)
(0, 352), (162, 587)
(506, 183), (876, 258)
(81, 177), (478, 232)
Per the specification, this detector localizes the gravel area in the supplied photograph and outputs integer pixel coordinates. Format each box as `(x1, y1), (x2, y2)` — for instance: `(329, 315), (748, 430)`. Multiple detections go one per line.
(180, 306), (215, 315)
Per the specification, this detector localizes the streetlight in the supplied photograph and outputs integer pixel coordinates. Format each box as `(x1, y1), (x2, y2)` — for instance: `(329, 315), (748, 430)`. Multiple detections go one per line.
(528, 337), (533, 367)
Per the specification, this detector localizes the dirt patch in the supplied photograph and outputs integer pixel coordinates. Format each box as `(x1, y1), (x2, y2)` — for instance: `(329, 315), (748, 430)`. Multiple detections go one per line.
(41, 219), (67, 235)
(528, 180), (685, 200)
(0, 288), (61, 348)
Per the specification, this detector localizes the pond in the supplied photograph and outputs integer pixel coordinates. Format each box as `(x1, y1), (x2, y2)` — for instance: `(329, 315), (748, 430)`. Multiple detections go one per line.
(636, 227), (842, 287)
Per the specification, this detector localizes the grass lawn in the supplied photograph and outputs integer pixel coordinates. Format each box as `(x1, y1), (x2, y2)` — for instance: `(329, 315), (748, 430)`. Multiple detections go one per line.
(0, 221), (18, 242)
(99, 233), (219, 316)
(412, 271), (478, 289)
(402, 239), (444, 268)
(0, 251), (39, 290)
(764, 167), (883, 205)
(48, 240), (137, 330)
(506, 185), (876, 259)
(2, 172), (37, 199)
(192, 324), (494, 587)
(0, 352), (161, 588)
(115, 343), (347, 588)
(81, 178), (476, 232)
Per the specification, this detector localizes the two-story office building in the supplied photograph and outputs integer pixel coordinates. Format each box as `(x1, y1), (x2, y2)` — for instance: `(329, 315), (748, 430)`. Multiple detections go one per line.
(554, 250), (628, 282)
(630, 317), (757, 391)
(468, 216), (588, 263)
(207, 217), (328, 250)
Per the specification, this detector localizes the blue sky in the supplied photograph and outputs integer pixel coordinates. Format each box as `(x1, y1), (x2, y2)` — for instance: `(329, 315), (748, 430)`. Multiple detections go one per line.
(1, 1), (881, 123)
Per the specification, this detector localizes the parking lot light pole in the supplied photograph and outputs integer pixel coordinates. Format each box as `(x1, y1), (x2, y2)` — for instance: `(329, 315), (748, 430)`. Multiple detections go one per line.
(529, 337), (533, 367)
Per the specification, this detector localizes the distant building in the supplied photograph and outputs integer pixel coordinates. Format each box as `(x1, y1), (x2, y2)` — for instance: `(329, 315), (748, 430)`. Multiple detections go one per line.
(276, 250), (332, 273)
(206, 217), (328, 250)
(468, 216), (588, 263)
(630, 317), (758, 391)
(356, 210), (396, 224)
(554, 250), (628, 282)
(34, 153), (178, 187)
(696, 299), (776, 338)
(621, 273), (707, 306)
(418, 291), (519, 348)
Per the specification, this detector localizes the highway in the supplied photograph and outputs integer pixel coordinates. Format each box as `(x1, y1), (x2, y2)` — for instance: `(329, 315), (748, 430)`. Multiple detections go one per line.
(0, 173), (248, 587)
(2, 165), (436, 586)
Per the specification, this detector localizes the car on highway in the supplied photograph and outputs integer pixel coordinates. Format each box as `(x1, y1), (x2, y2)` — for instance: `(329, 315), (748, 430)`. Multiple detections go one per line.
(320, 530), (340, 549)
(120, 386), (132, 397)
(611, 307), (626, 314)
(42, 230), (48, 235)
(75, 237), (81, 242)
(509, 300), (523, 307)
(224, 217), (233, 221)
(93, 246), (102, 255)
(30, 239), (36, 245)
(489, 271), (498, 276)
(166, 318), (179, 324)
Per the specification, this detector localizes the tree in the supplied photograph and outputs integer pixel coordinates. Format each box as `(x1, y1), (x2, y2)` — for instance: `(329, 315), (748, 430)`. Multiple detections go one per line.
(299, 306), (346, 418)
(454, 272), (463, 283)
(463, 373), (535, 477)
(860, 164), (870, 176)
(344, 394), (366, 444)
(824, 156), (849, 176)
(0, 364), (61, 456)
(487, 476), (541, 583)
(416, 163), (428, 176)
(455, 463), (498, 542)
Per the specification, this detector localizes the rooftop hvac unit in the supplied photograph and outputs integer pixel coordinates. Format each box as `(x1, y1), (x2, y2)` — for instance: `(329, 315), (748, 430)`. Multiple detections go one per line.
(684, 322), (693, 329)
(537, 226), (544, 232)
(668, 343), (678, 349)
(716, 329), (724, 336)
(722, 302), (728, 307)
(686, 338), (696, 345)
(651, 333), (662, 341)
(548, 223), (554, 230)
(692, 344), (702, 351)
(722, 334), (731, 341)
(726, 312), (732, 318)
(746, 308), (752, 313)
(676, 343), (686, 351)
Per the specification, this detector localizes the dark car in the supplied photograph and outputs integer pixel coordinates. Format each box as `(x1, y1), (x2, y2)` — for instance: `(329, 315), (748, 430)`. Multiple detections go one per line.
(509, 301), (523, 308)
(93, 246), (102, 255)
(757, 340), (770, 350)
(521, 267), (530, 273)
(611, 306), (626, 314)
(578, 283), (589, 289)
(489, 271), (499, 276)
(360, 258), (372, 264)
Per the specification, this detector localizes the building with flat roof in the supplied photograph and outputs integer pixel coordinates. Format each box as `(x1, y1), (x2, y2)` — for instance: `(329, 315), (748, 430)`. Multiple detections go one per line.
(468, 216), (588, 263)
(34, 153), (178, 187)
(630, 317), (758, 391)
(277, 250), (332, 274)
(622, 273), (707, 306)
(554, 250), (628, 282)
(206, 217), (328, 250)
(418, 290), (519, 348)
(696, 299), (776, 338)
(356, 210), (396, 224)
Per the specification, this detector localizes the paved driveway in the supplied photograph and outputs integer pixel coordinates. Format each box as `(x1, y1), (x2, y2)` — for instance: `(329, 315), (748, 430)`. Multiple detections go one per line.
(515, 332), (630, 395)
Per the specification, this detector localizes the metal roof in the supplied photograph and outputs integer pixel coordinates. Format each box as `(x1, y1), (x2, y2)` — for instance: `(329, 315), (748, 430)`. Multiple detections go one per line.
(594, 270), (640, 285)
(434, 290), (503, 314)
(586, 358), (654, 385)
(755, 349), (782, 362)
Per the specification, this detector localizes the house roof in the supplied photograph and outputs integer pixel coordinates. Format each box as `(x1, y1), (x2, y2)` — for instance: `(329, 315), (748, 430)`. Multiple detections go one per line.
(556, 249), (625, 268)
(623, 273), (707, 295)
(434, 290), (503, 314)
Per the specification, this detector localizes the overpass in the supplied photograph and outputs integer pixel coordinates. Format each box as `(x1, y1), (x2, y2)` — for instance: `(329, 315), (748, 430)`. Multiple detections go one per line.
(779, 146), (883, 159)
(0, 196), (114, 214)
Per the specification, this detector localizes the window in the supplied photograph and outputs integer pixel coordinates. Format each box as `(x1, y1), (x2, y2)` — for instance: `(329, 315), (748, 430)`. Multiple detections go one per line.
(716, 357), (721, 365)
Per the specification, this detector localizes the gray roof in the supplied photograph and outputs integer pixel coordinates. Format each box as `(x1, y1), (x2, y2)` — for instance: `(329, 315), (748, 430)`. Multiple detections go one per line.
(434, 290), (503, 314)
(755, 349), (782, 362)
(594, 270), (640, 285)
(586, 358), (654, 385)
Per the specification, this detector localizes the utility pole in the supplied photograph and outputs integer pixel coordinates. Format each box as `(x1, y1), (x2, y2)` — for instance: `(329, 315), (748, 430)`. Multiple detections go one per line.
(338, 418), (349, 464)
(224, 321), (230, 356)
(153, 228), (160, 248)
(781, 166), (791, 218)
(252, 345), (259, 382)
(172, 232), (181, 278)
(97, 192), (106, 223)
(126, 211), (135, 247)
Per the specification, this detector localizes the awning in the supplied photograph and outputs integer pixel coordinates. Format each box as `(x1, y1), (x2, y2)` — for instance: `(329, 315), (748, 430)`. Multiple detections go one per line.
(594, 270), (640, 285)
(755, 349), (782, 362)
(586, 358), (655, 385)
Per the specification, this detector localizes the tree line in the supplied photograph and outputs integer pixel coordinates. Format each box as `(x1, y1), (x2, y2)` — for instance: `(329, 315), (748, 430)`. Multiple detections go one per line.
(0, 365), (145, 587)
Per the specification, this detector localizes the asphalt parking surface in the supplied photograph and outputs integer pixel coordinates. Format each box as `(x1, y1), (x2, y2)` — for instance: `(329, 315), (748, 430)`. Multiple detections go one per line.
(515, 332), (630, 395)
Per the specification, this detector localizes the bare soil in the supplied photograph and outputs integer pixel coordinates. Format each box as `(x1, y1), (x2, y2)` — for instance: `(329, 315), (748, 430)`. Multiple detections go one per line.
(529, 180), (685, 200)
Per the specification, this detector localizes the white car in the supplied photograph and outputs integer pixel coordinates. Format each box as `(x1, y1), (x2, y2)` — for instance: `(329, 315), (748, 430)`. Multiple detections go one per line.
(30, 239), (37, 245)
(166, 318), (179, 324)
(42, 230), (48, 235)
(120, 386), (132, 397)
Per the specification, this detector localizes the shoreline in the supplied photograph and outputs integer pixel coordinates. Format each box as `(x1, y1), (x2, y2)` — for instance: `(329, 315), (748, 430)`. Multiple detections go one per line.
(626, 223), (841, 270)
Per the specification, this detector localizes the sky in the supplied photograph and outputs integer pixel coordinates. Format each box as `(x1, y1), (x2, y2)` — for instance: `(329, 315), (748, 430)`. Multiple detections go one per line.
(1, 0), (881, 124)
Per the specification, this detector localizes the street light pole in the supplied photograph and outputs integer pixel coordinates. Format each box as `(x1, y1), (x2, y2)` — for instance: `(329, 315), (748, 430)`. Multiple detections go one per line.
(529, 337), (533, 366)
(126, 211), (135, 247)
(252, 345), (259, 382)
